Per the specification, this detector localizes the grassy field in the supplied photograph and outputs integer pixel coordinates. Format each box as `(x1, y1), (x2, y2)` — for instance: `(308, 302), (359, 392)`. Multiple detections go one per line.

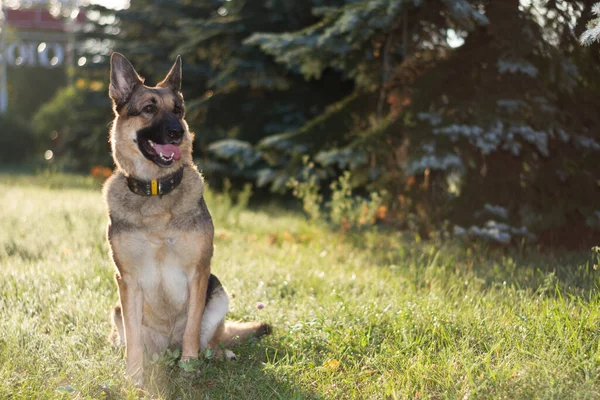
(1, 172), (599, 399)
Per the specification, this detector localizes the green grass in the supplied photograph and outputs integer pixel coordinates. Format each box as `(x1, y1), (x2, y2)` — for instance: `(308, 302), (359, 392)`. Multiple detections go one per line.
(1, 172), (599, 399)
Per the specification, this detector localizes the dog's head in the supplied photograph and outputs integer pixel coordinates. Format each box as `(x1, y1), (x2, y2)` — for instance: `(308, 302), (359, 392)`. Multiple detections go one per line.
(108, 53), (193, 179)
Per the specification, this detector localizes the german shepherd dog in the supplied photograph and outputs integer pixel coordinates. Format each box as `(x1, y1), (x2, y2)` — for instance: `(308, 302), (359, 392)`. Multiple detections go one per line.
(103, 53), (271, 385)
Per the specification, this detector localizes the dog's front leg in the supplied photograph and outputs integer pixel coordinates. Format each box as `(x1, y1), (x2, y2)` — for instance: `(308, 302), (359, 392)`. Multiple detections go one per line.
(116, 273), (144, 386)
(181, 268), (210, 361)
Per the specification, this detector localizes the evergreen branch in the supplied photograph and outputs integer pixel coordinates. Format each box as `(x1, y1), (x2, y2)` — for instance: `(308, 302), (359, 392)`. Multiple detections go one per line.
(580, 3), (600, 45)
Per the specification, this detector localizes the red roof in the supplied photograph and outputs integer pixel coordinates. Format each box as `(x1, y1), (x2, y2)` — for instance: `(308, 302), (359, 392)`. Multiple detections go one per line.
(5, 8), (85, 32)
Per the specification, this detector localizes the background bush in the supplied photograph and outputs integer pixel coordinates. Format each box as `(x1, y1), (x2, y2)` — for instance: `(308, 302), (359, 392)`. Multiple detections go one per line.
(0, 115), (36, 164)
(32, 83), (113, 172)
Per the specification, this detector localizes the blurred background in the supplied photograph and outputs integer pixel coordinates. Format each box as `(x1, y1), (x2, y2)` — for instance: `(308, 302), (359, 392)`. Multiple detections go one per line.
(1, 0), (599, 248)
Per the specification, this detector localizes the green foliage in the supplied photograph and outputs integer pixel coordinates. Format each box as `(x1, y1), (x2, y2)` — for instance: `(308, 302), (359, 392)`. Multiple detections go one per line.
(327, 171), (381, 229)
(232, 182), (254, 218)
(246, 0), (485, 84)
(581, 3), (600, 45)
(4, 65), (67, 120)
(593, 246), (600, 269)
(0, 115), (36, 164)
(403, 1), (600, 245)
(32, 84), (113, 171)
(241, 0), (489, 194)
(291, 165), (384, 230)
(246, 0), (600, 245)
(208, 178), (254, 227)
(288, 159), (323, 221)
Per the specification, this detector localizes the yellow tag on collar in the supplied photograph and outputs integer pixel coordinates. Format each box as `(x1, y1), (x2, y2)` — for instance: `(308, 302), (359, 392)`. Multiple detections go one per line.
(151, 179), (158, 195)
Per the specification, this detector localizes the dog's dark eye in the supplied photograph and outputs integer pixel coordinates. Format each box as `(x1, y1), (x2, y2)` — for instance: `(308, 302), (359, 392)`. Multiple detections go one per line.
(143, 104), (156, 114)
(173, 105), (183, 117)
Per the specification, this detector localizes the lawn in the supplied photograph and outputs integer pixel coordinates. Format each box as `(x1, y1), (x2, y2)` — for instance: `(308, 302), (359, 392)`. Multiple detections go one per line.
(0, 172), (599, 399)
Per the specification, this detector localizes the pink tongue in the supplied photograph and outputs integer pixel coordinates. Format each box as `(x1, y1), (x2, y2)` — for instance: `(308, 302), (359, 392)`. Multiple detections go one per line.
(154, 143), (181, 160)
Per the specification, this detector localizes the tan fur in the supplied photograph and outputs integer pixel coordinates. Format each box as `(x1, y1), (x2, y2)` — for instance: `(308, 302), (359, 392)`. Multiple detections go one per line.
(103, 54), (270, 386)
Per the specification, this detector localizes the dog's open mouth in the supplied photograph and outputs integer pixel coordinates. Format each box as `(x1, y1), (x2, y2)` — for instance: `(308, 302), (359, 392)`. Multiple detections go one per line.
(140, 138), (181, 167)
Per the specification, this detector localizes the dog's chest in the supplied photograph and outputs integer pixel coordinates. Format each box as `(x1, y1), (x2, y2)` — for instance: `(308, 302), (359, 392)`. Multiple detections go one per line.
(139, 233), (189, 308)
(117, 229), (207, 314)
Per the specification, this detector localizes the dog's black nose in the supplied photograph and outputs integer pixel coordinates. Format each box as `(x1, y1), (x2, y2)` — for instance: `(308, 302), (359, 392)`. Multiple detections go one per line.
(167, 124), (184, 142)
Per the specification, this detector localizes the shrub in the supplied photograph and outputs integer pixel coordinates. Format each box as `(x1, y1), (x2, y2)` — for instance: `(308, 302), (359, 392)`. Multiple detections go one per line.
(0, 115), (37, 164)
(291, 165), (385, 232)
(32, 84), (113, 172)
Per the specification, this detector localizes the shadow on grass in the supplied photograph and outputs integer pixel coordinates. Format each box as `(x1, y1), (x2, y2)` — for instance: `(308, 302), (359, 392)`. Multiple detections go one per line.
(340, 228), (599, 300)
(98, 342), (317, 400)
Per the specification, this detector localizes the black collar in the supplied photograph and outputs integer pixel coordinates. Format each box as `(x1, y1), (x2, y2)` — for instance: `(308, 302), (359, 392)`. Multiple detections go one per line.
(126, 167), (184, 197)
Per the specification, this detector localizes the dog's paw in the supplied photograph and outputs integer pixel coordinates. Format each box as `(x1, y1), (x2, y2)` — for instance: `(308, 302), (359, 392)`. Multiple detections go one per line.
(207, 347), (237, 361)
(127, 367), (144, 387)
(224, 349), (237, 361)
(132, 375), (144, 388)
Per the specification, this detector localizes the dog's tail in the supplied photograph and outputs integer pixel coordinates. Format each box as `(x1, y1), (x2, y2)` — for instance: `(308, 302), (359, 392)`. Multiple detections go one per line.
(109, 303), (271, 348)
(221, 320), (272, 347)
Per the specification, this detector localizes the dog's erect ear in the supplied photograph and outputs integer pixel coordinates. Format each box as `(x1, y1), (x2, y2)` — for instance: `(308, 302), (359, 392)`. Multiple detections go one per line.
(109, 52), (143, 106)
(158, 55), (182, 92)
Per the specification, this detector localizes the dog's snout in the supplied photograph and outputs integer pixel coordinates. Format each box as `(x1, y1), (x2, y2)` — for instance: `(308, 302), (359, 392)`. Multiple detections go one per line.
(166, 123), (184, 142)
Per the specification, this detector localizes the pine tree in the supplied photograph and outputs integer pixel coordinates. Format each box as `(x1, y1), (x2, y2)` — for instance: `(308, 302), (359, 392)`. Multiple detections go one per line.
(244, 0), (488, 195)
(401, 0), (600, 245)
(247, 0), (600, 245)
(581, 3), (600, 45)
